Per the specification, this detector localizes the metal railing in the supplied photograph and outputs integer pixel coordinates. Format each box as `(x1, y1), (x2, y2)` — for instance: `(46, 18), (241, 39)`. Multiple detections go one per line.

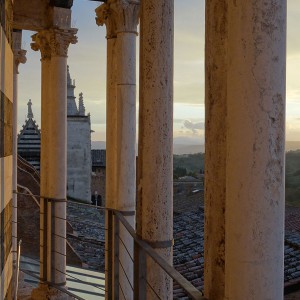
(14, 190), (205, 299)
(14, 240), (22, 300)
(106, 208), (205, 300)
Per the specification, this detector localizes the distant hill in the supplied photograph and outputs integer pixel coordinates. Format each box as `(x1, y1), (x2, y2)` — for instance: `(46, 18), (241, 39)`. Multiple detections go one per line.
(173, 144), (204, 155)
(91, 140), (300, 154)
(91, 140), (204, 154)
(286, 141), (300, 152)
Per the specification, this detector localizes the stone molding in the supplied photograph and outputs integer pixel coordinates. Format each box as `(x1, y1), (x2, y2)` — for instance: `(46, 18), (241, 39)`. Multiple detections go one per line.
(31, 28), (77, 59)
(95, 0), (140, 39)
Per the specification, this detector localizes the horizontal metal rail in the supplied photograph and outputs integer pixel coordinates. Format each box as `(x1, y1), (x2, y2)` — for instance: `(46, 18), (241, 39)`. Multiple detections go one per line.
(114, 210), (206, 300)
(16, 192), (205, 299)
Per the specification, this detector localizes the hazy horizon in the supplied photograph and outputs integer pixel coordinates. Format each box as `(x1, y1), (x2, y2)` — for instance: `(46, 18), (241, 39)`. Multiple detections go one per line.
(17, 1), (300, 144)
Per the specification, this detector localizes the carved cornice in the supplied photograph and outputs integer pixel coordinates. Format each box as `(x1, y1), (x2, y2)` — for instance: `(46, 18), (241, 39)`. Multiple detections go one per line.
(95, 0), (140, 39)
(31, 28), (78, 59)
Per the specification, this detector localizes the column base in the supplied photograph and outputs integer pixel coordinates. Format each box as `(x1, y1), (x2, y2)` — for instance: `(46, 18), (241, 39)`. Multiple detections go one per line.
(31, 283), (74, 300)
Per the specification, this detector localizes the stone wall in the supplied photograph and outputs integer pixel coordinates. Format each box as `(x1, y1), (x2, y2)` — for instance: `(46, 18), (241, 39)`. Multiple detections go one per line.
(91, 167), (106, 207)
(0, 1), (14, 298)
(67, 116), (91, 202)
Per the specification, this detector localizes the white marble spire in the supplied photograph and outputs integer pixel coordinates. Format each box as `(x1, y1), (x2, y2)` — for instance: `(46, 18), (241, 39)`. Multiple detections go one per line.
(78, 92), (86, 116)
(67, 65), (78, 115)
(27, 99), (34, 119)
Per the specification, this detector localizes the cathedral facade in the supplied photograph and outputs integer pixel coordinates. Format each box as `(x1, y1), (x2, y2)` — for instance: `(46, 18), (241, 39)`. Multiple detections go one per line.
(17, 67), (92, 202)
(66, 67), (92, 202)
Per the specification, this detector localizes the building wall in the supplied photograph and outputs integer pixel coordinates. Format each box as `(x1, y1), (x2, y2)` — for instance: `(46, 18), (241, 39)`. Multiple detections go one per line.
(91, 167), (106, 207)
(67, 116), (91, 202)
(0, 0), (13, 299)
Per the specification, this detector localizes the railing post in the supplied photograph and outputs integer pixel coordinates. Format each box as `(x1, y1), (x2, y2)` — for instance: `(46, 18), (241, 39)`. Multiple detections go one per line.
(107, 210), (113, 299)
(114, 213), (120, 300)
(134, 241), (147, 300)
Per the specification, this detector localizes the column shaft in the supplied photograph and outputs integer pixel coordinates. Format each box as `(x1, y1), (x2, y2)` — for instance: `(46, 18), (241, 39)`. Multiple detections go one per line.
(204, 1), (227, 298)
(12, 68), (18, 263)
(105, 36), (118, 298)
(40, 58), (52, 282)
(12, 32), (26, 265)
(226, 1), (286, 298)
(116, 32), (136, 212)
(48, 56), (68, 285)
(138, 0), (174, 298)
(106, 37), (118, 210)
(116, 31), (137, 300)
(205, 1), (286, 299)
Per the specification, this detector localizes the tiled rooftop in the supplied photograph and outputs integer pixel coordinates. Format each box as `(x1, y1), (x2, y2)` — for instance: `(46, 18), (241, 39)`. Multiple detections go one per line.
(51, 187), (300, 298)
(172, 191), (300, 298)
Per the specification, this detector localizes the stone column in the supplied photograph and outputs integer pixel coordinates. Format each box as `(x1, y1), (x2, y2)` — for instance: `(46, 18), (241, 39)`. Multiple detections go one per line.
(31, 30), (52, 287)
(137, 0), (174, 299)
(96, 2), (139, 298)
(96, 5), (118, 298)
(31, 27), (77, 299)
(205, 1), (286, 299)
(12, 30), (27, 263)
(204, 1), (228, 299)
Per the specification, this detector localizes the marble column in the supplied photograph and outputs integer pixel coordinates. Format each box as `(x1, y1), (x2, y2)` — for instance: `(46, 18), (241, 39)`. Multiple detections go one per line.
(96, 4), (118, 298)
(12, 31), (27, 264)
(31, 27), (77, 300)
(96, 2), (139, 298)
(205, 1), (286, 299)
(137, 0), (174, 299)
(31, 30), (52, 286)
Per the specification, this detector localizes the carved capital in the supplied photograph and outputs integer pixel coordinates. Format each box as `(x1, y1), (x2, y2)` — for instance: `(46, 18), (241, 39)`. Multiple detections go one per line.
(31, 32), (52, 61)
(110, 0), (140, 34)
(95, 3), (117, 39)
(49, 28), (78, 57)
(14, 49), (27, 74)
(13, 31), (27, 73)
(95, 0), (139, 39)
(31, 28), (77, 59)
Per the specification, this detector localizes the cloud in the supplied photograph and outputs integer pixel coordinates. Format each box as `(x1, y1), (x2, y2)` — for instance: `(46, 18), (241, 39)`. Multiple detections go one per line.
(183, 120), (204, 134)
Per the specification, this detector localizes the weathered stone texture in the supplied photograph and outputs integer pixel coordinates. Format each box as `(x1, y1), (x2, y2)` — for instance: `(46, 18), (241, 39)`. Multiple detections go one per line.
(67, 117), (92, 203)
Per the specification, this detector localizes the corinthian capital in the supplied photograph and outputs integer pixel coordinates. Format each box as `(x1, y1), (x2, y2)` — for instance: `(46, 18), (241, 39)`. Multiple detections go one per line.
(14, 49), (27, 74)
(31, 31), (52, 61)
(95, 3), (117, 39)
(13, 31), (27, 73)
(49, 28), (78, 57)
(95, 0), (140, 38)
(31, 28), (78, 59)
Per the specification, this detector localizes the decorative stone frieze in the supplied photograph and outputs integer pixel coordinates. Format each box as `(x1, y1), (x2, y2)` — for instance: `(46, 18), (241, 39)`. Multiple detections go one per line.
(95, 0), (139, 38)
(31, 28), (77, 59)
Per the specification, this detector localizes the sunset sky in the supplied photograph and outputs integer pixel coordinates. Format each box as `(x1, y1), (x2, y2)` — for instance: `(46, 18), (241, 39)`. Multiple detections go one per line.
(18, 0), (300, 145)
